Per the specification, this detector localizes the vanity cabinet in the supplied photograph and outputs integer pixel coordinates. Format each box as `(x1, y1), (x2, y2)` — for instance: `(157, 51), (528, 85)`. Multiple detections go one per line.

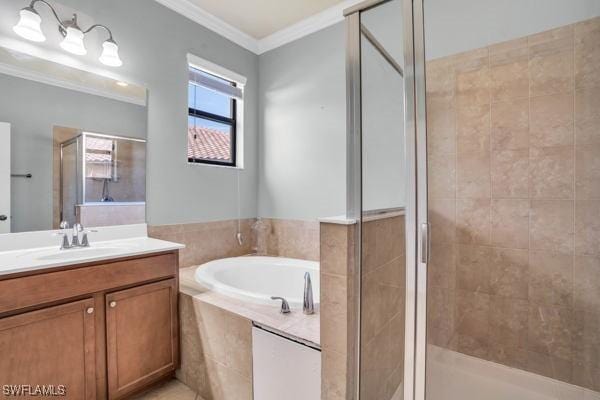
(0, 251), (179, 400)
(0, 298), (97, 399)
(106, 279), (178, 399)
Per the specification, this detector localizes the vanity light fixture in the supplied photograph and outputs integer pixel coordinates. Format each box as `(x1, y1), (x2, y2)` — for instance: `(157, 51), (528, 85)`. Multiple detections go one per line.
(13, 0), (122, 67)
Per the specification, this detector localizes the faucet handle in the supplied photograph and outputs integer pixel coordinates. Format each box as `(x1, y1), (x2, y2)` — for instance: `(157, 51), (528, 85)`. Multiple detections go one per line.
(271, 296), (291, 314)
(303, 272), (315, 315)
(80, 229), (97, 247)
(53, 231), (71, 250)
(71, 223), (83, 247)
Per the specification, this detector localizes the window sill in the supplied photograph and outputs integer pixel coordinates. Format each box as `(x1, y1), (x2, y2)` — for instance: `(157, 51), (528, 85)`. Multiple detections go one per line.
(187, 161), (244, 170)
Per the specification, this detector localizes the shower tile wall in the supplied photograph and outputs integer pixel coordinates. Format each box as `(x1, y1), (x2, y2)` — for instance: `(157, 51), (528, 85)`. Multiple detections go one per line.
(426, 17), (600, 391)
(361, 213), (405, 400)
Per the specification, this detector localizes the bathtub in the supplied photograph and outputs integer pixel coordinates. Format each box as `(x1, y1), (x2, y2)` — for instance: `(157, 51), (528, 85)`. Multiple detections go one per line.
(193, 256), (320, 308)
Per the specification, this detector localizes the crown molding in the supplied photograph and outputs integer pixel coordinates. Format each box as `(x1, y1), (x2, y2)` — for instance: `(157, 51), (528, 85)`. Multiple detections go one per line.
(153, 0), (259, 53)
(257, 0), (364, 54)
(154, 0), (365, 55)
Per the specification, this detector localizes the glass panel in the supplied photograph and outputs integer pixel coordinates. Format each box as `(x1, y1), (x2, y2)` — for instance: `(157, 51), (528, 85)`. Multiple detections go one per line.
(84, 135), (146, 203)
(188, 81), (233, 118)
(423, 1), (600, 399)
(60, 141), (78, 227)
(359, 1), (406, 399)
(188, 116), (233, 163)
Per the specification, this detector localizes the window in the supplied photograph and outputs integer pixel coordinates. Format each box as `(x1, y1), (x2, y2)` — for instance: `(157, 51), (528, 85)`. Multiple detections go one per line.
(187, 57), (245, 167)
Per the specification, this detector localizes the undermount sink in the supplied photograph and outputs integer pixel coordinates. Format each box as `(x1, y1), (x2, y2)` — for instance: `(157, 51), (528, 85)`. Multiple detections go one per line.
(15, 242), (141, 262)
(35, 247), (126, 261)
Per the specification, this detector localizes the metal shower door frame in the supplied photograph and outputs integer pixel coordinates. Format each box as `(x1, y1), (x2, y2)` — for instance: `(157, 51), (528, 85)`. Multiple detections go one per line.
(344, 0), (428, 399)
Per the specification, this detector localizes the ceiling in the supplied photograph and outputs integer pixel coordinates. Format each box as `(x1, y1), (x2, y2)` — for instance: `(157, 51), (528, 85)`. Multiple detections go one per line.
(188, 0), (348, 39)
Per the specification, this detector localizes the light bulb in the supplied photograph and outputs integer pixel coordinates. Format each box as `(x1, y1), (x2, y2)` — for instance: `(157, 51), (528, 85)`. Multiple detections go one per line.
(99, 39), (122, 67)
(60, 27), (87, 55)
(13, 7), (45, 42)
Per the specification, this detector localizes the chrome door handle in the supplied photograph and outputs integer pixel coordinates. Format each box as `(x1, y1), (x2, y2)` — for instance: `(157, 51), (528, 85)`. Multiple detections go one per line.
(420, 222), (430, 264)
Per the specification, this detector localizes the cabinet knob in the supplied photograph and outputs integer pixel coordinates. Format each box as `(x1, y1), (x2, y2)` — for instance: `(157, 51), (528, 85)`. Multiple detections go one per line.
(109, 301), (117, 308)
(86, 307), (94, 314)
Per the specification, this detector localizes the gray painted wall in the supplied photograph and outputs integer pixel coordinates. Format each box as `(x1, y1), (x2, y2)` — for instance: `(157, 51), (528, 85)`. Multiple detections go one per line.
(257, 0), (599, 220)
(0, 74), (145, 232)
(0, 0), (259, 227)
(258, 23), (347, 220)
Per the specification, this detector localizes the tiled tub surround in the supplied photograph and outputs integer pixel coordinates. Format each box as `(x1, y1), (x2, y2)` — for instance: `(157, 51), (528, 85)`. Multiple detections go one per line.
(426, 16), (600, 391)
(177, 278), (320, 400)
(360, 213), (406, 400)
(149, 218), (319, 268)
(320, 221), (357, 400)
(255, 218), (320, 261)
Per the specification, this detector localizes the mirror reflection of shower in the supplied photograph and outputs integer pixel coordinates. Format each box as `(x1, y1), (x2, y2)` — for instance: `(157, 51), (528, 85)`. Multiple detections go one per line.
(57, 130), (146, 228)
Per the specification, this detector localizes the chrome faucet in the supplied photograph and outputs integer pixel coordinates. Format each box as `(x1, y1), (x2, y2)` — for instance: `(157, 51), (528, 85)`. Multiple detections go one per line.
(271, 296), (291, 314)
(303, 272), (315, 315)
(55, 221), (96, 249)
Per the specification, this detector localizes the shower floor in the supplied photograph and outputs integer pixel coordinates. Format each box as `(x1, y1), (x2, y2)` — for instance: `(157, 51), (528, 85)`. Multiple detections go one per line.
(426, 346), (600, 400)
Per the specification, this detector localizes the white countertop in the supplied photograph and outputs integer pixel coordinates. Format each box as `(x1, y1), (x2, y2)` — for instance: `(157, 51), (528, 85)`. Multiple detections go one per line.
(0, 224), (184, 277)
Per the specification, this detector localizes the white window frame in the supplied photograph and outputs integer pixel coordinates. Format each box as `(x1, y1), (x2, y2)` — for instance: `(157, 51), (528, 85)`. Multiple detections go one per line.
(187, 53), (246, 169)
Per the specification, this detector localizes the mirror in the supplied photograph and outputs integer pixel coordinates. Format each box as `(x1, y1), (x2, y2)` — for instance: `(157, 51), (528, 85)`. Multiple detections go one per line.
(0, 46), (147, 233)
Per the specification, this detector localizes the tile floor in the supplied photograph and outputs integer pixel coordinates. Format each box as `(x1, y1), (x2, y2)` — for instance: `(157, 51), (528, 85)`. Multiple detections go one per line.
(132, 379), (201, 400)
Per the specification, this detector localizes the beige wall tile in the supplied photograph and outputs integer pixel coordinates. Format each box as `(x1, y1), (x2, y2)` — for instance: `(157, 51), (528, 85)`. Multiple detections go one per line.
(574, 17), (600, 89)
(573, 255), (600, 311)
(528, 25), (574, 49)
(427, 286), (456, 349)
(491, 199), (529, 249)
(530, 94), (574, 147)
(322, 350), (348, 400)
(575, 88), (600, 146)
(575, 200), (600, 256)
(490, 46), (529, 102)
(455, 290), (490, 352)
(529, 49), (574, 97)
(320, 223), (351, 277)
(489, 296), (528, 348)
(428, 153), (456, 198)
(428, 242), (456, 289)
(456, 62), (490, 105)
(149, 219), (257, 268)
(456, 245), (491, 293)
(321, 273), (348, 355)
(529, 146), (574, 199)
(575, 144), (600, 199)
(457, 100), (490, 154)
(530, 200), (574, 254)
(427, 96), (456, 155)
(489, 248), (529, 300)
(526, 351), (573, 383)
(529, 251), (573, 308)
(456, 199), (491, 245)
(429, 197), (456, 245)
(456, 152), (491, 198)
(491, 99), (529, 150)
(491, 149), (529, 198)
(528, 303), (574, 361)
(263, 219), (320, 261)
(488, 343), (528, 370)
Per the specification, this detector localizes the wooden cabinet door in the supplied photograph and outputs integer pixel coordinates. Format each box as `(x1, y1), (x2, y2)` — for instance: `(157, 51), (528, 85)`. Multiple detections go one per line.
(0, 299), (97, 399)
(105, 279), (178, 399)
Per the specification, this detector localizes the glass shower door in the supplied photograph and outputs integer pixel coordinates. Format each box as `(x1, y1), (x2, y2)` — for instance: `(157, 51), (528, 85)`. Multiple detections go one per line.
(60, 139), (80, 226)
(422, 1), (600, 399)
(347, 0), (414, 399)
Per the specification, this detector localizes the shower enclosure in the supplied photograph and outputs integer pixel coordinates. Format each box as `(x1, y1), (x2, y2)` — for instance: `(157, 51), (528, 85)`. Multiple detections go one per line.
(59, 132), (146, 227)
(346, 0), (600, 399)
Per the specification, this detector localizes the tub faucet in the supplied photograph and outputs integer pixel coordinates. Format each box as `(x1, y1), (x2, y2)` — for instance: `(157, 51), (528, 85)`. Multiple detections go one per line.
(303, 272), (315, 315)
(271, 296), (290, 314)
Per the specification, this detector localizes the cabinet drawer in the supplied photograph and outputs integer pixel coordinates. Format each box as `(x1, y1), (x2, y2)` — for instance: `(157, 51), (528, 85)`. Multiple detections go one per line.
(0, 252), (177, 315)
